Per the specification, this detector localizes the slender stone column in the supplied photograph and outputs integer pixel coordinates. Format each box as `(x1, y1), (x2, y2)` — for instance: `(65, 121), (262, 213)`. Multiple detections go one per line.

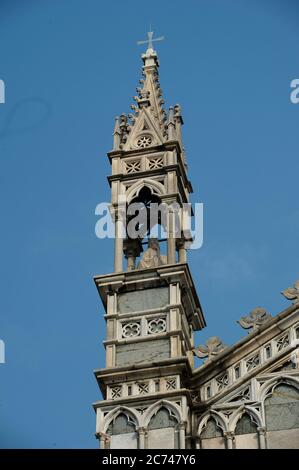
(179, 423), (186, 449)
(123, 238), (142, 272)
(138, 427), (146, 449)
(177, 238), (187, 263)
(99, 432), (109, 449)
(126, 254), (135, 271)
(224, 431), (235, 449)
(98, 434), (104, 449)
(114, 212), (124, 272)
(257, 427), (267, 449)
(167, 209), (176, 264)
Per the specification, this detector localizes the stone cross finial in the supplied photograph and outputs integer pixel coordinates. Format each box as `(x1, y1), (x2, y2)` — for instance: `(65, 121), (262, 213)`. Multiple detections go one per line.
(282, 280), (299, 304)
(137, 30), (164, 51)
(237, 307), (272, 331)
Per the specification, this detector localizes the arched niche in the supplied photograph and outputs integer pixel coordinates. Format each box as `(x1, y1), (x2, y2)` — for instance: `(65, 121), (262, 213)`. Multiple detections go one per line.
(106, 412), (138, 449)
(264, 381), (299, 449)
(200, 418), (226, 449)
(127, 185), (166, 240)
(234, 413), (259, 449)
(126, 179), (166, 205)
(147, 406), (180, 449)
(125, 184), (176, 270)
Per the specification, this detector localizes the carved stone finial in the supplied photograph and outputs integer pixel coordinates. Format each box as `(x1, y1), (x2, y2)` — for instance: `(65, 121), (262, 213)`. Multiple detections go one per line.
(237, 307), (272, 331)
(174, 104), (181, 117)
(281, 280), (299, 304)
(192, 336), (227, 361)
(167, 106), (176, 140)
(113, 116), (121, 150)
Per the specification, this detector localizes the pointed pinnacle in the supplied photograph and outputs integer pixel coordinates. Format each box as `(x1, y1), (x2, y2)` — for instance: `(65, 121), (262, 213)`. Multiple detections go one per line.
(113, 116), (120, 134)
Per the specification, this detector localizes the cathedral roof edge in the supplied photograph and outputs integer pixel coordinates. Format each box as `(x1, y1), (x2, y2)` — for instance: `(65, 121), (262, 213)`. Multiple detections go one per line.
(192, 302), (299, 378)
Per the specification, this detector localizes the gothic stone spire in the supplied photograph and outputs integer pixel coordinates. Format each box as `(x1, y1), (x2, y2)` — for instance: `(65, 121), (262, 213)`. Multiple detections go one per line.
(112, 33), (184, 152)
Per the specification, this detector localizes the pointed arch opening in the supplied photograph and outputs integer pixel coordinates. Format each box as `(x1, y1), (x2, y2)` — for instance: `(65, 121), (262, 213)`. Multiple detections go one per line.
(199, 417), (226, 449)
(104, 409), (139, 449)
(147, 405), (180, 449)
(234, 412), (259, 449)
(125, 184), (171, 270)
(263, 381), (299, 448)
(265, 382), (299, 430)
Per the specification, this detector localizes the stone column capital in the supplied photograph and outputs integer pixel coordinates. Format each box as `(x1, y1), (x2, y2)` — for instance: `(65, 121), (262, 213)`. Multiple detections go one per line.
(224, 431), (235, 440)
(257, 426), (266, 435)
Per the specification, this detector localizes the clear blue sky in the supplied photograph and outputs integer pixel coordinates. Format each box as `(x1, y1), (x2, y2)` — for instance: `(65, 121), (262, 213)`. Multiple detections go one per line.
(0, 0), (298, 448)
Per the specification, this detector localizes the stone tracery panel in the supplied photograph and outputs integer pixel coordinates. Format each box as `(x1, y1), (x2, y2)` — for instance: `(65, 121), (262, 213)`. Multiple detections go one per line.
(147, 406), (180, 449)
(234, 413), (259, 449)
(122, 321), (141, 338)
(200, 418), (226, 449)
(264, 383), (299, 431)
(106, 411), (138, 449)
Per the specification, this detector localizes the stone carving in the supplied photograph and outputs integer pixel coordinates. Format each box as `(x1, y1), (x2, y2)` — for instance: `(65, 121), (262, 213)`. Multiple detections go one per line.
(148, 318), (166, 334)
(230, 387), (251, 402)
(216, 373), (229, 391)
(148, 156), (163, 169)
(237, 307), (272, 330)
(276, 333), (290, 351)
(137, 382), (149, 395)
(281, 280), (299, 304)
(190, 391), (201, 404)
(122, 322), (141, 338)
(125, 160), (141, 174)
(137, 238), (167, 269)
(246, 353), (260, 371)
(136, 134), (152, 148)
(111, 386), (122, 399)
(192, 336), (227, 361)
(165, 378), (176, 390)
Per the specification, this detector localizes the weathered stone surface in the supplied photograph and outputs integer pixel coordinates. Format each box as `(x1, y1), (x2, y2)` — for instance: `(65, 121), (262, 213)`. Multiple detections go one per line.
(235, 414), (257, 435)
(201, 437), (226, 449)
(200, 419), (223, 439)
(147, 427), (178, 449)
(235, 433), (258, 449)
(265, 384), (299, 431)
(116, 338), (170, 366)
(267, 428), (299, 449)
(111, 432), (137, 449)
(148, 407), (177, 429)
(118, 287), (168, 313)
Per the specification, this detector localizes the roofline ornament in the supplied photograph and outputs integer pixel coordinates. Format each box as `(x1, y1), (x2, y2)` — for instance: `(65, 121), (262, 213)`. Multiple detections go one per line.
(192, 336), (227, 361)
(281, 280), (299, 304)
(237, 307), (272, 331)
